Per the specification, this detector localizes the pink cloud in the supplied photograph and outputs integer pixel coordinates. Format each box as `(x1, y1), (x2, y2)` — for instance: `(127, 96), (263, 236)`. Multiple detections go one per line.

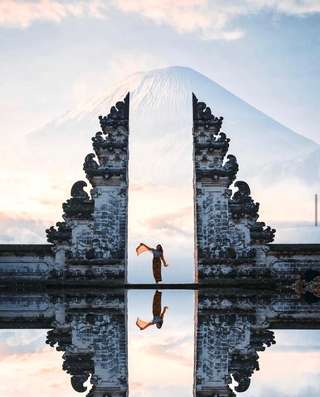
(0, 347), (78, 397)
(0, 0), (106, 28)
(114, 0), (320, 40)
(114, 0), (245, 40)
(0, 212), (48, 243)
(144, 207), (193, 237)
(1, 0), (320, 41)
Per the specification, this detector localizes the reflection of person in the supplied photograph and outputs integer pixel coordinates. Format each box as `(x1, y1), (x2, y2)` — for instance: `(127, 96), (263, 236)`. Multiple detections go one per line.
(136, 243), (168, 283)
(136, 290), (168, 330)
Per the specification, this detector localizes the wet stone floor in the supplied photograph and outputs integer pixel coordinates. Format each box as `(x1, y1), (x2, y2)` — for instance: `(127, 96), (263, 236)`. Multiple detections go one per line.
(0, 288), (320, 397)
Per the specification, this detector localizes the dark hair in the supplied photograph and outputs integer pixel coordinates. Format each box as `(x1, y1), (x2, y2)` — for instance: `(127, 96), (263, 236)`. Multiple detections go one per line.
(156, 321), (163, 329)
(156, 244), (163, 253)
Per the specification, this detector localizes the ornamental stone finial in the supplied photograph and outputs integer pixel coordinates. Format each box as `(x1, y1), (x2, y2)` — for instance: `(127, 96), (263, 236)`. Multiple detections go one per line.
(99, 92), (129, 131)
(192, 93), (223, 132)
(193, 93), (237, 188)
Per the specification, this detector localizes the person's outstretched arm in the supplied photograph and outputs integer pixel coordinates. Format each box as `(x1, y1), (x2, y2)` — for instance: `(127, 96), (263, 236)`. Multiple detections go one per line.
(160, 306), (168, 319)
(161, 254), (168, 267)
(140, 243), (152, 250)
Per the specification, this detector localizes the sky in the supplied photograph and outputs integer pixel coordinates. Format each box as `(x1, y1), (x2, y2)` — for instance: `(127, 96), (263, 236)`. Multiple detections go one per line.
(1, 0), (320, 142)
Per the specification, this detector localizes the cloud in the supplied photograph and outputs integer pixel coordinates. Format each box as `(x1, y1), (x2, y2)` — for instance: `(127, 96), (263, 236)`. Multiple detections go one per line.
(271, 220), (315, 227)
(0, 330), (47, 360)
(0, 212), (48, 243)
(113, 0), (320, 40)
(272, 345), (320, 352)
(144, 207), (193, 237)
(0, 0), (106, 28)
(114, 0), (246, 40)
(0, 345), (76, 397)
(143, 335), (193, 367)
(256, 385), (320, 397)
(251, 0), (320, 15)
(2, 0), (320, 40)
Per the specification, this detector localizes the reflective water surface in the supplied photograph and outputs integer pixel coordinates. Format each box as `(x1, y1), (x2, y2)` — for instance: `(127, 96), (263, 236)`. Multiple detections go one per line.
(0, 288), (320, 396)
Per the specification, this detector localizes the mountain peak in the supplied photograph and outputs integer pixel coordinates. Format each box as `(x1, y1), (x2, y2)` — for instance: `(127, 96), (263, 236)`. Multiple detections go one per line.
(29, 65), (318, 179)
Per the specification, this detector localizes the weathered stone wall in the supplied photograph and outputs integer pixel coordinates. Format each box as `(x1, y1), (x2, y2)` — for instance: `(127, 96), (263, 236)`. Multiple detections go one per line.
(71, 220), (94, 259)
(194, 289), (320, 396)
(0, 292), (55, 328)
(195, 186), (230, 259)
(92, 186), (127, 260)
(49, 291), (128, 397)
(0, 245), (55, 281)
(267, 245), (320, 283)
(0, 290), (128, 397)
(45, 94), (130, 283)
(193, 95), (320, 284)
(193, 94), (287, 283)
(195, 312), (251, 396)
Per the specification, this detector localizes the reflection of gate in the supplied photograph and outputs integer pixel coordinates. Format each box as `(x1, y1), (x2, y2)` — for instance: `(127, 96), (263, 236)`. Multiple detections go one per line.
(0, 261), (50, 277)
(0, 290), (128, 397)
(194, 289), (320, 396)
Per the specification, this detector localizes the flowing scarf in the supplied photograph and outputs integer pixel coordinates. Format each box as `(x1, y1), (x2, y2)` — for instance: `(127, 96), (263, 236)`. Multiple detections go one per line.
(136, 244), (150, 256)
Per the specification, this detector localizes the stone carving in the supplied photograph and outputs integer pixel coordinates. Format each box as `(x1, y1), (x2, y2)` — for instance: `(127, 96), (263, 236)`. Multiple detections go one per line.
(62, 181), (94, 220)
(222, 154), (239, 184)
(294, 270), (320, 301)
(43, 291), (128, 396)
(99, 93), (129, 131)
(83, 153), (99, 172)
(63, 352), (94, 393)
(46, 221), (72, 244)
(193, 96), (237, 187)
(83, 94), (128, 180)
(229, 328), (275, 394)
(193, 94), (277, 278)
(43, 93), (129, 282)
(92, 131), (104, 147)
(46, 327), (71, 351)
(229, 181), (259, 220)
(194, 292), (281, 396)
(193, 93), (223, 131)
(71, 181), (90, 200)
(250, 221), (276, 244)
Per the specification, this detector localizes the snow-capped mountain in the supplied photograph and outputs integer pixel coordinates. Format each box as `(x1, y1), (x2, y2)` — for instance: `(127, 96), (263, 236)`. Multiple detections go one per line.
(28, 66), (319, 186)
(257, 146), (320, 184)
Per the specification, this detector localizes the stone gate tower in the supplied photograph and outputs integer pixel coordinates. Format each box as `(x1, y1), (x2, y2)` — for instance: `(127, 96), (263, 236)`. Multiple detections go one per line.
(193, 93), (276, 283)
(192, 93), (320, 285)
(46, 93), (130, 282)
